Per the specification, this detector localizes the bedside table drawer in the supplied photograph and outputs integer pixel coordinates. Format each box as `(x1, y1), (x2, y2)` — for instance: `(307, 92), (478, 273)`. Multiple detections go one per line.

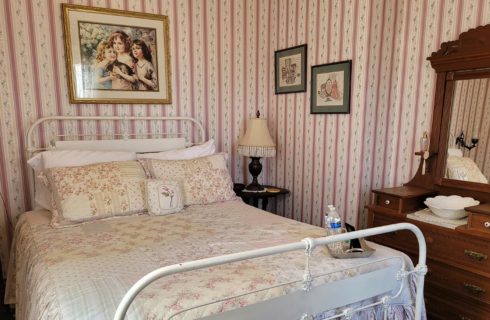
(375, 194), (400, 211)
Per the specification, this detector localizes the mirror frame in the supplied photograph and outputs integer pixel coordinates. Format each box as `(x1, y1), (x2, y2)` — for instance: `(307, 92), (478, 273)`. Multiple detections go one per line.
(408, 24), (490, 203)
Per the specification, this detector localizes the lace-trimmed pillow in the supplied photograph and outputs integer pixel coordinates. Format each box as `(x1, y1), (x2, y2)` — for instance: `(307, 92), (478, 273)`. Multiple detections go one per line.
(145, 180), (184, 215)
(142, 153), (237, 205)
(44, 161), (147, 227)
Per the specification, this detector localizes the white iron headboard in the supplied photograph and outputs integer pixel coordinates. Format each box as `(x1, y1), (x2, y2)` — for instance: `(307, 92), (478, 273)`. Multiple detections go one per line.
(26, 116), (206, 156)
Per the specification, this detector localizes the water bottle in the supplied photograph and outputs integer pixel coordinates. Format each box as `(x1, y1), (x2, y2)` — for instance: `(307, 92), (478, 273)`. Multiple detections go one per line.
(326, 205), (342, 234)
(325, 205), (344, 254)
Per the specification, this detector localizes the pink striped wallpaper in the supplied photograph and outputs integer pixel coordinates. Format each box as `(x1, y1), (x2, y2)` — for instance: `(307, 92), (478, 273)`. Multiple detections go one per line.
(1, 0), (490, 271)
(450, 78), (490, 180)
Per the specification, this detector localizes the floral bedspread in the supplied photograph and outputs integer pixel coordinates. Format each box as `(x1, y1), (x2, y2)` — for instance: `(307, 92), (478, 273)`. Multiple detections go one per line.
(6, 200), (423, 319)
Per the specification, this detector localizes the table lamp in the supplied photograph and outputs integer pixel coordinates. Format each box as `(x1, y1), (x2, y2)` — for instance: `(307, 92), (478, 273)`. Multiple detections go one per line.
(238, 111), (276, 192)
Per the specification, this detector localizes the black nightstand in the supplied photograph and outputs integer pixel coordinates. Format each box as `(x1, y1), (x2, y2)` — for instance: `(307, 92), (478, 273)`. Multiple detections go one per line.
(233, 184), (289, 211)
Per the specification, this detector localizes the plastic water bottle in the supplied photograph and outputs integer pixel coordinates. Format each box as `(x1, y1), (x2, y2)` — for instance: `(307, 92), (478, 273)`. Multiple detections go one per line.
(326, 205), (342, 234)
(326, 205), (344, 253)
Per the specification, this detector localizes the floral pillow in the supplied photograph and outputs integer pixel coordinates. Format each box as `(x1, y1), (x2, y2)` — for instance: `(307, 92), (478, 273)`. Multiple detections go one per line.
(44, 161), (147, 227)
(142, 153), (237, 205)
(145, 180), (184, 215)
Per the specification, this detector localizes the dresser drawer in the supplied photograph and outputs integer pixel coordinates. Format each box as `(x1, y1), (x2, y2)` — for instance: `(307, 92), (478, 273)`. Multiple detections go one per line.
(425, 290), (490, 320)
(372, 186), (435, 213)
(468, 213), (490, 234)
(426, 259), (490, 304)
(368, 213), (418, 254)
(422, 227), (490, 275)
(375, 194), (400, 211)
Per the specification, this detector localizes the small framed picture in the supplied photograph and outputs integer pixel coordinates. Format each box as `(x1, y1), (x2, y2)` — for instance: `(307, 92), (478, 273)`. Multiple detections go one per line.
(310, 60), (352, 114)
(62, 4), (172, 104)
(274, 44), (307, 94)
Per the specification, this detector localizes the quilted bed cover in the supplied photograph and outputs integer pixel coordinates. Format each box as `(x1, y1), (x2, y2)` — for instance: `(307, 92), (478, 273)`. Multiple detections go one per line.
(6, 200), (421, 320)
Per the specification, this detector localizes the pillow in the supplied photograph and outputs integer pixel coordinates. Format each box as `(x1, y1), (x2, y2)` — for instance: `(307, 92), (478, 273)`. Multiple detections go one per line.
(28, 150), (137, 210)
(447, 148), (463, 157)
(142, 153), (237, 205)
(145, 180), (184, 215)
(446, 156), (488, 183)
(44, 161), (147, 227)
(136, 139), (215, 160)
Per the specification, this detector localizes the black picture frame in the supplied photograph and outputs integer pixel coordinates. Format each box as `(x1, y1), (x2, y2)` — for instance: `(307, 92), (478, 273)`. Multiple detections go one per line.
(274, 44), (307, 94)
(310, 60), (352, 114)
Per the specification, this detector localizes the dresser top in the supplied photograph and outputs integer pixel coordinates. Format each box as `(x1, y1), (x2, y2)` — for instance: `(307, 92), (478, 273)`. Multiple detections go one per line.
(372, 186), (436, 199)
(465, 203), (490, 216)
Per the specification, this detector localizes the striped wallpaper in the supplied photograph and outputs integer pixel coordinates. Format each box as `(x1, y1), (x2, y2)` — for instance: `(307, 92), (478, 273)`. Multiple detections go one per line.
(450, 78), (490, 180)
(1, 0), (490, 271)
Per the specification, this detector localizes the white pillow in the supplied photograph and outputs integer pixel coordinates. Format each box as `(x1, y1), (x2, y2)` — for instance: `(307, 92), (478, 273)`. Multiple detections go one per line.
(137, 139), (215, 160)
(28, 150), (137, 210)
(447, 148), (463, 157)
(446, 156), (488, 183)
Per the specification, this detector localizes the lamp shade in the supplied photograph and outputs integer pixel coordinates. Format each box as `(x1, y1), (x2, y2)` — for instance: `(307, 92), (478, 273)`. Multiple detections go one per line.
(238, 117), (276, 158)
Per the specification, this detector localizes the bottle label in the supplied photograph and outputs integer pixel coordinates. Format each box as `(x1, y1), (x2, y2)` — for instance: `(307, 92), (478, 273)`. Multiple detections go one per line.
(329, 221), (341, 229)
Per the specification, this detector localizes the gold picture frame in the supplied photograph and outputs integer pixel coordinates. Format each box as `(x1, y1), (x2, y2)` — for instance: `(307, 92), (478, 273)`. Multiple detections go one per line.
(62, 4), (172, 104)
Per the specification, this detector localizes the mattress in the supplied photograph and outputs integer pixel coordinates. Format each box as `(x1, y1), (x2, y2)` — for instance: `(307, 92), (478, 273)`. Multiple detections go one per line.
(6, 200), (420, 319)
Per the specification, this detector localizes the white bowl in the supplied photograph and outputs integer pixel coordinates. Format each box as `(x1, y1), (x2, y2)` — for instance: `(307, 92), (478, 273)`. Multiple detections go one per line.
(424, 195), (479, 220)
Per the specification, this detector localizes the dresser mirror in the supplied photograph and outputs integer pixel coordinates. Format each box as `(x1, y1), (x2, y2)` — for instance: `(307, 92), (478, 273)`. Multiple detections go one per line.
(420, 24), (490, 202)
(446, 77), (490, 184)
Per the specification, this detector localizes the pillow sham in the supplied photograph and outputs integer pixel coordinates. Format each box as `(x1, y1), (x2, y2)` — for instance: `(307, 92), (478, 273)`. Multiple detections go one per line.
(28, 150), (137, 210)
(45, 160), (147, 227)
(446, 156), (488, 183)
(145, 180), (184, 215)
(142, 153), (237, 205)
(136, 139), (215, 160)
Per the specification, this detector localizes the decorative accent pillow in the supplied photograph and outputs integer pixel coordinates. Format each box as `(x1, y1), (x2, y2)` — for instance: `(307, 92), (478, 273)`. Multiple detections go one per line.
(28, 150), (136, 210)
(145, 180), (184, 215)
(136, 139), (215, 160)
(45, 161), (147, 227)
(446, 156), (488, 183)
(142, 153), (237, 205)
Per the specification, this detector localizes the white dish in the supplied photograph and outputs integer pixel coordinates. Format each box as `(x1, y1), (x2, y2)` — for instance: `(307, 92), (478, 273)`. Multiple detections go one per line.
(424, 195), (479, 220)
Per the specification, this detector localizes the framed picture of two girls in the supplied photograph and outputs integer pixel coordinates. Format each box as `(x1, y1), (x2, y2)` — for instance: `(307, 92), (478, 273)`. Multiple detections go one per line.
(62, 4), (172, 104)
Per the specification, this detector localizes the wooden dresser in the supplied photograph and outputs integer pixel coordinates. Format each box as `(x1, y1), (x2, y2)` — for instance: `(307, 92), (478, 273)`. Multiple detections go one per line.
(367, 186), (490, 320)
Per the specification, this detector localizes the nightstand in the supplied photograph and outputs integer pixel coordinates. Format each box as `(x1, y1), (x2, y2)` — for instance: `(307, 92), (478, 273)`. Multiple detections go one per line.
(233, 184), (289, 211)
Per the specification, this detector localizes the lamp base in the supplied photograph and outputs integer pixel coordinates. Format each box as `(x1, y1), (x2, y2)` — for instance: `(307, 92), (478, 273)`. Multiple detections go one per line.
(244, 183), (266, 192)
(245, 157), (266, 192)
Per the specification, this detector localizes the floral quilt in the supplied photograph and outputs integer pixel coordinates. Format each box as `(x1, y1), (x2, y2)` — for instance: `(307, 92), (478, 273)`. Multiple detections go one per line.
(6, 200), (422, 319)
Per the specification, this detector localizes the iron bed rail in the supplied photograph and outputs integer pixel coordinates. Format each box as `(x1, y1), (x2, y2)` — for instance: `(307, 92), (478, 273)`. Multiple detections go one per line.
(114, 222), (427, 320)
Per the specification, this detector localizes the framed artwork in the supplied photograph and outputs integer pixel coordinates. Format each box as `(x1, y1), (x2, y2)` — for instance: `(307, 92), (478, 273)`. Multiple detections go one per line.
(274, 44), (307, 94)
(62, 4), (172, 104)
(310, 60), (352, 114)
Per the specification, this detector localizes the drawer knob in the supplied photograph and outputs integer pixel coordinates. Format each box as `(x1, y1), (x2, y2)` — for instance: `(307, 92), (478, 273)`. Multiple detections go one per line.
(384, 200), (391, 205)
(484, 221), (490, 228)
(463, 283), (486, 295)
(464, 250), (487, 261)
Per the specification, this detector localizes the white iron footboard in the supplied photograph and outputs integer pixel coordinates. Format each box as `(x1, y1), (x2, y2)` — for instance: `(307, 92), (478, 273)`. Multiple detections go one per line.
(114, 223), (427, 320)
